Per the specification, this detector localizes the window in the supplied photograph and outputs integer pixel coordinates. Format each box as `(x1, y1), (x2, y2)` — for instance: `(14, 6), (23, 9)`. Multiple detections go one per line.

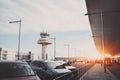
(2, 54), (7, 60)
(0, 63), (35, 78)
(2, 50), (8, 54)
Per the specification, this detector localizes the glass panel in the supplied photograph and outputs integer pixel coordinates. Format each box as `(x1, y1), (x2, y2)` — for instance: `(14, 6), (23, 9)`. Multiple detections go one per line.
(0, 63), (35, 78)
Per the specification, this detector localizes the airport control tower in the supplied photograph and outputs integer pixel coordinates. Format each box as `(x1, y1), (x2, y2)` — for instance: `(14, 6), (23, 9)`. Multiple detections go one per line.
(38, 32), (52, 60)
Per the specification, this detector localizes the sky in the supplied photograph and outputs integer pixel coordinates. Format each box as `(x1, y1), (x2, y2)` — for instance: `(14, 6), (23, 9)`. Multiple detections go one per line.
(0, 0), (99, 59)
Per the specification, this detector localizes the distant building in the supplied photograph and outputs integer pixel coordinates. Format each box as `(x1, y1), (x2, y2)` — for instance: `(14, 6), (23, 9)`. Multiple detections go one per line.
(0, 48), (39, 60)
(0, 48), (17, 60)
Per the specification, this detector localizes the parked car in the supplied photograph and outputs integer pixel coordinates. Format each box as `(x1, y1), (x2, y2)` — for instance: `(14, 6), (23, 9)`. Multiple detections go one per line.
(57, 61), (77, 71)
(0, 60), (41, 80)
(26, 60), (32, 65)
(31, 60), (73, 80)
(32, 66), (51, 80)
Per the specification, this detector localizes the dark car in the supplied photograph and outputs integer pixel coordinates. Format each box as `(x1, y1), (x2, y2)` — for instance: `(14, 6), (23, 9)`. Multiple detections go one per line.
(32, 66), (51, 80)
(31, 60), (73, 80)
(0, 60), (41, 80)
(26, 60), (32, 65)
(57, 61), (77, 71)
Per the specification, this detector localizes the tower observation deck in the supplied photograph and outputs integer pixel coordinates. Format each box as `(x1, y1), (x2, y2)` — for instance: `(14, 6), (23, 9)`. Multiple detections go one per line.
(38, 32), (52, 60)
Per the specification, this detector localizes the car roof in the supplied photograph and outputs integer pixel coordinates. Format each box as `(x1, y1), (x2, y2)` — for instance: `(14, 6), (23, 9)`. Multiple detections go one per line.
(33, 60), (56, 62)
(0, 60), (27, 64)
(32, 60), (60, 64)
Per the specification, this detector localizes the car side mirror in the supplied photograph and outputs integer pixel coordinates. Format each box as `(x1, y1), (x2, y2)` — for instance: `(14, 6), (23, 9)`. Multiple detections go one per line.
(34, 71), (37, 75)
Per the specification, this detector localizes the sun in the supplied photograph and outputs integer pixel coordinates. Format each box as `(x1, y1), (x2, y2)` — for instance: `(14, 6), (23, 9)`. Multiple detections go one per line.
(105, 53), (111, 57)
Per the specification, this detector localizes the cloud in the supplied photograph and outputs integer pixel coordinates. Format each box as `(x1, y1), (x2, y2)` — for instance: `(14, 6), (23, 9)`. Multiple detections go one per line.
(0, 0), (90, 34)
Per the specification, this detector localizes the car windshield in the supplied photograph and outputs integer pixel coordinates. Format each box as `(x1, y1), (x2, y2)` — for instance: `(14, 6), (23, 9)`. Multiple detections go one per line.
(46, 61), (62, 69)
(0, 63), (35, 78)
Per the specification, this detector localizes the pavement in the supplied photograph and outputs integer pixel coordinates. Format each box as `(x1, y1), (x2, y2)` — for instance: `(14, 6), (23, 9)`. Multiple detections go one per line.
(80, 64), (119, 80)
(107, 63), (120, 80)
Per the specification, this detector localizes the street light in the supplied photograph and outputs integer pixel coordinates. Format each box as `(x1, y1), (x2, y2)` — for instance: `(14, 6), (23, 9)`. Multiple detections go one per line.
(85, 10), (106, 72)
(64, 44), (70, 61)
(9, 19), (22, 60)
(72, 48), (77, 61)
(50, 37), (56, 60)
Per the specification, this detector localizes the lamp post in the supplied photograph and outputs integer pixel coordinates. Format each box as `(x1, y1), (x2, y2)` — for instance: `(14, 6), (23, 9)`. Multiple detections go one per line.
(64, 44), (70, 61)
(85, 10), (106, 72)
(72, 48), (77, 61)
(100, 11), (106, 73)
(9, 19), (22, 60)
(50, 37), (56, 60)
